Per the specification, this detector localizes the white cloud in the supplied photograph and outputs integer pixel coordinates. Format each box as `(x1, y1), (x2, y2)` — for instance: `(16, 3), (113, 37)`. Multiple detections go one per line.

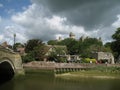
(0, 0), (118, 46)
(0, 35), (4, 42)
(112, 15), (120, 28)
(0, 25), (27, 45)
(46, 15), (86, 36)
(11, 3), (88, 41)
(8, 1), (117, 44)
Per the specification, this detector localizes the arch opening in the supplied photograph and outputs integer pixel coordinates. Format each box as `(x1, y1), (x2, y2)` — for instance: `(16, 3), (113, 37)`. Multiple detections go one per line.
(0, 61), (15, 84)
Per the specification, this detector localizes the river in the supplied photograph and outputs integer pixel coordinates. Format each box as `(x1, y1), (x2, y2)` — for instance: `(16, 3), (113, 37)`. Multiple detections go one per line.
(0, 70), (120, 90)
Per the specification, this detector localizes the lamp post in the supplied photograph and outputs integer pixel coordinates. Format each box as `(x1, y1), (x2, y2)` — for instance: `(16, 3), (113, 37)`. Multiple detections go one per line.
(13, 33), (16, 51)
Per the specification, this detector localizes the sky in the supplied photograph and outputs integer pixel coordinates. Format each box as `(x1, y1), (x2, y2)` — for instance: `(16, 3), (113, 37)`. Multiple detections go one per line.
(0, 0), (120, 45)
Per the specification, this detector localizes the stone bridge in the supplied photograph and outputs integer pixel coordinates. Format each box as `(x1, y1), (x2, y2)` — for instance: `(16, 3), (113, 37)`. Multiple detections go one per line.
(0, 45), (24, 82)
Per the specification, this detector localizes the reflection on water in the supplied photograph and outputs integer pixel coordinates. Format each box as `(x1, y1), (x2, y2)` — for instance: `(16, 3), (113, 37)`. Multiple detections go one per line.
(0, 71), (120, 90)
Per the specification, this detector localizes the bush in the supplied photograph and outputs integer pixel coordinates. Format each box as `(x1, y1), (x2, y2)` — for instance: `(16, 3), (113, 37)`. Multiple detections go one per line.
(82, 58), (96, 63)
(22, 52), (35, 63)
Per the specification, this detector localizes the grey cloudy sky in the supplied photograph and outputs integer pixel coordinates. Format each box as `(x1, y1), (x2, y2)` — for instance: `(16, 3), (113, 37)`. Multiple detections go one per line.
(0, 0), (120, 44)
(34, 0), (120, 29)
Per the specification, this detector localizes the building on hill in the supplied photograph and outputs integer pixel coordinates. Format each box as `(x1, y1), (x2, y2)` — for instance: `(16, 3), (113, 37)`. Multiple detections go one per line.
(69, 32), (75, 39)
(56, 32), (76, 41)
(57, 36), (62, 42)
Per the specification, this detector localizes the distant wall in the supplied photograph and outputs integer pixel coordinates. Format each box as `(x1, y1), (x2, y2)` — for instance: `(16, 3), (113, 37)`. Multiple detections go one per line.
(92, 52), (114, 64)
(23, 61), (120, 70)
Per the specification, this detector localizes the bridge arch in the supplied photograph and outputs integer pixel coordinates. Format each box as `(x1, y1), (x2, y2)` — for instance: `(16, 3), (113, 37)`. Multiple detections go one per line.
(0, 59), (15, 83)
(0, 45), (25, 84)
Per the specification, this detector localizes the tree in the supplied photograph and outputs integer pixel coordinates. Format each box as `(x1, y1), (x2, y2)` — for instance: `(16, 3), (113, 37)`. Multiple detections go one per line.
(47, 40), (58, 45)
(60, 38), (78, 55)
(111, 28), (120, 60)
(22, 51), (35, 63)
(22, 39), (45, 63)
(25, 39), (43, 53)
(47, 37), (104, 56)
(111, 41), (120, 59)
(104, 42), (112, 52)
(112, 27), (120, 40)
(78, 38), (103, 58)
(33, 45), (48, 61)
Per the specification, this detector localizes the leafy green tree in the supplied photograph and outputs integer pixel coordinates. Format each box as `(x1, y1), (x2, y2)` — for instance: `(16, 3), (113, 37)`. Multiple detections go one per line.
(48, 51), (59, 62)
(104, 42), (111, 47)
(22, 39), (45, 63)
(48, 52), (66, 63)
(47, 36), (105, 58)
(25, 39), (43, 53)
(78, 38), (103, 58)
(111, 28), (120, 60)
(104, 42), (112, 52)
(60, 38), (78, 55)
(33, 45), (48, 61)
(112, 28), (120, 40)
(111, 41), (120, 59)
(22, 51), (35, 63)
(47, 40), (58, 45)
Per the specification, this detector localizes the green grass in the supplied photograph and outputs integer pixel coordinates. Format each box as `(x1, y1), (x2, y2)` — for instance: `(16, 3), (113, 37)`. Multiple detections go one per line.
(67, 67), (120, 79)
(56, 66), (120, 79)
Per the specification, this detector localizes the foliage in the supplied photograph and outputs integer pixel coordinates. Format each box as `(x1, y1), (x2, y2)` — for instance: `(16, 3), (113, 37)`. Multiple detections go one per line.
(78, 38), (103, 58)
(112, 27), (120, 40)
(59, 38), (79, 55)
(103, 43), (112, 52)
(13, 42), (24, 51)
(33, 45), (48, 61)
(111, 41), (120, 59)
(48, 49), (67, 62)
(82, 58), (96, 63)
(22, 51), (35, 63)
(14, 43), (24, 47)
(22, 39), (47, 63)
(22, 34), (115, 63)
(111, 28), (120, 60)
(47, 37), (107, 58)
(53, 46), (68, 55)
(47, 40), (58, 45)
(25, 39), (43, 53)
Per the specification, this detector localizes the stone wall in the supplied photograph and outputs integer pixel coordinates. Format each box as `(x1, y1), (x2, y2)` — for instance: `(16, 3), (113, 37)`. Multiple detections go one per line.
(0, 45), (24, 75)
(92, 52), (114, 64)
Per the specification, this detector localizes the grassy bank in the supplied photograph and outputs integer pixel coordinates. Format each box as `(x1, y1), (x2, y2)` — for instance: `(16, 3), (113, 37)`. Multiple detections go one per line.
(55, 67), (120, 79)
(23, 66), (120, 79)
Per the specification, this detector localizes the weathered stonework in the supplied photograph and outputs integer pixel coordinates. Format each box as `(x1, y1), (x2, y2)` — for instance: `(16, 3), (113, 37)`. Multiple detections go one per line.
(0, 45), (24, 76)
(92, 52), (115, 64)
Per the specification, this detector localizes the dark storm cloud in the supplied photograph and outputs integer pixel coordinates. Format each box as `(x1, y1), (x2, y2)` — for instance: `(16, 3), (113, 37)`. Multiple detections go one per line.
(32, 0), (120, 30)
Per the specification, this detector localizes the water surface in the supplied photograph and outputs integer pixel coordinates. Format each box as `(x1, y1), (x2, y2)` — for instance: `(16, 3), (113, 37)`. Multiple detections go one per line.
(0, 71), (120, 90)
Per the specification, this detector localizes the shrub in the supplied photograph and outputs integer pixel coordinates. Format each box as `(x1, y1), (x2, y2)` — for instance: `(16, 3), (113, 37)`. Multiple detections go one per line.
(22, 52), (35, 63)
(82, 58), (96, 63)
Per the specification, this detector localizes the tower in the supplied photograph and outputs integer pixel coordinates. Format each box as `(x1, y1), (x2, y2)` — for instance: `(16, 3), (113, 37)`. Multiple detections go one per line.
(58, 36), (62, 41)
(69, 32), (75, 39)
(13, 33), (16, 51)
